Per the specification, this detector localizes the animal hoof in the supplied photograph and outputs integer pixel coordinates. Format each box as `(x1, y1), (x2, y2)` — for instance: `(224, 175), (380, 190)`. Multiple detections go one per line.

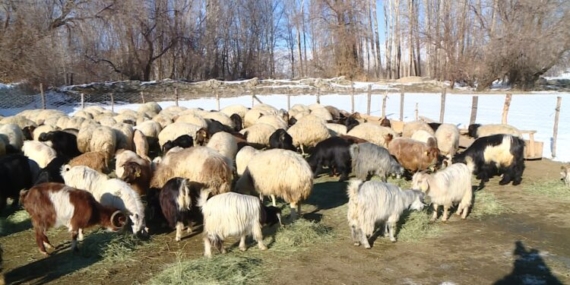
(390, 239), (396, 243)
(364, 245), (371, 249)
(239, 247), (247, 252)
(175, 237), (181, 242)
(353, 242), (360, 246)
(259, 245), (268, 251)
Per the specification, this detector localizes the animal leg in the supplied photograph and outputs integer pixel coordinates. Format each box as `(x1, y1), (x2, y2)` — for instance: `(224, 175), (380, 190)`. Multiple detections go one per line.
(430, 204), (439, 222)
(77, 229), (84, 241)
(289, 202), (301, 220)
(387, 215), (400, 242)
(239, 235), (247, 251)
(203, 237), (212, 258)
(442, 205), (450, 222)
(350, 226), (361, 246)
(35, 227), (51, 255)
(71, 229), (80, 253)
(360, 231), (372, 249)
(383, 222), (390, 238)
(252, 223), (267, 251)
(271, 195), (277, 207)
(175, 221), (184, 242)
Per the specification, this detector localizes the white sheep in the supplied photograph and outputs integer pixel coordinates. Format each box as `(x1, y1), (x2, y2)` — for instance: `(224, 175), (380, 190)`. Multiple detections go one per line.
(150, 146), (234, 195)
(235, 145), (261, 176)
(347, 123), (396, 148)
(220, 104), (249, 119)
(206, 132), (238, 161)
(0, 116), (36, 129)
(32, 125), (58, 141)
(0, 123), (24, 152)
(287, 114), (331, 154)
(202, 112), (235, 130)
(347, 179), (426, 247)
(326, 123), (347, 136)
(255, 115), (288, 130)
(158, 122), (201, 148)
(309, 106), (333, 121)
(137, 102), (162, 116)
(136, 120), (162, 139)
(61, 165), (147, 236)
(112, 123), (134, 151)
(468, 123), (523, 139)
(175, 113), (208, 129)
(22, 141), (57, 168)
(243, 109), (268, 128)
(240, 123), (277, 147)
(76, 124), (97, 153)
(133, 129), (150, 160)
(89, 126), (117, 162)
(411, 163), (473, 222)
(434, 123), (460, 158)
(235, 149), (313, 219)
(115, 150), (148, 179)
(201, 192), (281, 258)
(402, 121), (435, 138)
(411, 130), (437, 148)
(152, 113), (174, 129)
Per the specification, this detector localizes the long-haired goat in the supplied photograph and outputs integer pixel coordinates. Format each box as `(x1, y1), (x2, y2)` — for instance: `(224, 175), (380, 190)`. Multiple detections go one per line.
(411, 163), (473, 222)
(159, 178), (206, 241)
(201, 192), (281, 258)
(20, 183), (127, 254)
(347, 179), (427, 248)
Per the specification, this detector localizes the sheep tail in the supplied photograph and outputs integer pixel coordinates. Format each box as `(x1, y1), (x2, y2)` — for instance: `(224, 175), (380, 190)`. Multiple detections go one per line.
(346, 179), (363, 202)
(349, 143), (360, 158)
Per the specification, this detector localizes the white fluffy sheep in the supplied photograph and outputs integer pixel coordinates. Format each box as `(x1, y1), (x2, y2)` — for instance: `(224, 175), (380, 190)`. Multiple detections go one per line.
(201, 192), (281, 258)
(61, 165), (147, 235)
(287, 114), (331, 154)
(347, 123), (396, 148)
(0, 116), (36, 129)
(255, 115), (288, 130)
(89, 126), (117, 162)
(136, 120), (162, 139)
(115, 150), (148, 179)
(150, 146), (234, 195)
(240, 123), (277, 147)
(235, 146), (261, 176)
(468, 123), (523, 139)
(152, 113), (174, 129)
(402, 121), (435, 138)
(112, 123), (134, 151)
(411, 130), (437, 148)
(326, 123), (347, 136)
(0, 123), (24, 151)
(133, 129), (149, 160)
(22, 141), (57, 168)
(309, 106), (333, 121)
(158, 122), (201, 148)
(235, 149), (313, 219)
(202, 112), (235, 129)
(175, 113), (208, 129)
(347, 179), (426, 247)
(206, 132), (238, 161)
(434, 123), (460, 158)
(220, 104), (249, 118)
(411, 163), (473, 222)
(76, 124), (97, 153)
(32, 125), (58, 141)
(137, 102), (162, 116)
(243, 109), (267, 128)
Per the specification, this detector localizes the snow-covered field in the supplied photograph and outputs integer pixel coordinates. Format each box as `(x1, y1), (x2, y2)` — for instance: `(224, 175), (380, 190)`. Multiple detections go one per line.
(1, 81), (568, 163)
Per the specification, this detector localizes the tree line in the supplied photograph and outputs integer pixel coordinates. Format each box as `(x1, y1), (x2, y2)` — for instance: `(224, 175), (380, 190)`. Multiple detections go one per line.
(0, 0), (569, 90)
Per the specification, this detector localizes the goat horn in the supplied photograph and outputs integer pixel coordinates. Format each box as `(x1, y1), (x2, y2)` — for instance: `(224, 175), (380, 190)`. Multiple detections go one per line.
(111, 210), (127, 229)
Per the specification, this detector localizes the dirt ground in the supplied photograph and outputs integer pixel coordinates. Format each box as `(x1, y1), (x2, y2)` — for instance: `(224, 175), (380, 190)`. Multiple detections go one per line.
(1, 158), (569, 285)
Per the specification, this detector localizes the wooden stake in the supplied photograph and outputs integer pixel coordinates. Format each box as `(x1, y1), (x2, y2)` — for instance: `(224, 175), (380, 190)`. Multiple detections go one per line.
(110, 93), (114, 113)
(140, 91), (145, 103)
(81, 93), (85, 109)
(216, 90), (220, 111)
(415, 102), (419, 120)
(175, 88), (179, 107)
(351, 81), (355, 113)
(470, 96), (479, 125)
(501, 93), (512, 124)
(366, 84), (372, 115)
(316, 89), (320, 104)
(287, 93), (291, 111)
(40, 83), (46, 110)
(439, 88), (447, 123)
(399, 92), (405, 121)
(381, 91), (388, 118)
(552, 96), (562, 158)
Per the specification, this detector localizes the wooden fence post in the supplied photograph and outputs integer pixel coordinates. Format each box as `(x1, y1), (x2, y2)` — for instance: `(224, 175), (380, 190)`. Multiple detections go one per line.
(351, 81), (355, 113)
(175, 88), (179, 107)
(40, 83), (46, 110)
(110, 93), (114, 113)
(552, 96), (562, 158)
(415, 102), (419, 120)
(251, 89), (255, 108)
(81, 93), (85, 109)
(399, 92), (405, 121)
(316, 88), (320, 104)
(366, 84), (372, 115)
(439, 88), (447, 123)
(216, 90), (220, 111)
(140, 91), (145, 104)
(502, 93), (512, 124)
(381, 91), (387, 117)
(287, 93), (291, 111)
(470, 96), (479, 125)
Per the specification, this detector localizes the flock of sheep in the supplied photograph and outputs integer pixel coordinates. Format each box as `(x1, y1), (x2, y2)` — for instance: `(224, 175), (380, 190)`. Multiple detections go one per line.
(0, 100), (529, 259)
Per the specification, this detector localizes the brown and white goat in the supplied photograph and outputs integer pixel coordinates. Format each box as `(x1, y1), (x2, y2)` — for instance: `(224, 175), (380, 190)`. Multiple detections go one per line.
(20, 182), (127, 255)
(388, 137), (442, 173)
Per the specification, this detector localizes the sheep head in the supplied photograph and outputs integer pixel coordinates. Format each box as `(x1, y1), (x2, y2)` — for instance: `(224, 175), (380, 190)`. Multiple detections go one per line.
(195, 128), (209, 146)
(411, 172), (430, 193)
(121, 161), (142, 183)
(379, 117), (391, 128)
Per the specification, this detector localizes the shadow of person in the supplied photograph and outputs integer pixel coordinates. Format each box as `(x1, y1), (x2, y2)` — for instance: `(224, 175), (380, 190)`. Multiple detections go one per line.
(494, 241), (563, 285)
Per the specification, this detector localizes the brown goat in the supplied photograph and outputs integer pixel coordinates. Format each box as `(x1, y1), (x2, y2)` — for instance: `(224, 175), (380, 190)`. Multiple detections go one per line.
(388, 137), (441, 173)
(68, 151), (109, 173)
(20, 183), (127, 255)
(120, 160), (152, 196)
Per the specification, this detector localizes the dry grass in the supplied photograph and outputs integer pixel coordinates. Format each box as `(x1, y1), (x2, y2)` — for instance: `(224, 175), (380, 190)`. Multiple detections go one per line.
(0, 210), (30, 236)
(149, 254), (265, 285)
(523, 180), (570, 201)
(270, 219), (334, 253)
(397, 210), (442, 242)
(81, 230), (146, 263)
(470, 191), (509, 219)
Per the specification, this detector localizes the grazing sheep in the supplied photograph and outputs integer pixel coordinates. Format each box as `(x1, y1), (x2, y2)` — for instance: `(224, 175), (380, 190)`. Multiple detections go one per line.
(162, 134), (194, 154)
(138, 102), (162, 116)
(133, 129), (150, 160)
(268, 129), (295, 151)
(88, 126), (117, 162)
(411, 130), (437, 148)
(19, 183), (127, 255)
(452, 134), (525, 186)
(30, 124), (58, 141)
(309, 106), (333, 121)
(33, 156), (69, 185)
(230, 114), (243, 132)
(560, 165), (570, 187)
(61, 165), (148, 236)
(0, 123), (24, 153)
(150, 146), (234, 196)
(120, 160), (153, 197)
(220, 104), (249, 119)
(158, 122), (201, 149)
(68, 151), (109, 174)
(240, 123), (277, 149)
(379, 117), (392, 128)
(235, 149), (313, 219)
(175, 113), (208, 129)
(206, 131), (238, 161)
(202, 112), (235, 130)
(159, 178), (205, 241)
(411, 163), (473, 222)
(115, 150), (148, 179)
(325, 123), (348, 136)
(324, 105), (342, 120)
(22, 140), (57, 168)
(235, 146), (261, 176)
(308, 137), (352, 181)
(136, 120), (163, 139)
(402, 121), (435, 138)
(286, 114), (331, 154)
(434, 123), (460, 159)
(256, 114), (288, 130)
(347, 123), (396, 148)
(350, 143), (404, 182)
(468, 123), (523, 139)
(347, 179), (426, 247)
(112, 123), (134, 151)
(0, 154), (36, 212)
(388, 137), (442, 173)
(201, 192), (281, 258)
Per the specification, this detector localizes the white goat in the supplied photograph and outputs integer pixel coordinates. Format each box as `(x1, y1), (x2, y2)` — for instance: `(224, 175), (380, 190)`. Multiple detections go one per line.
(347, 179), (426, 248)
(61, 165), (147, 236)
(411, 163), (473, 222)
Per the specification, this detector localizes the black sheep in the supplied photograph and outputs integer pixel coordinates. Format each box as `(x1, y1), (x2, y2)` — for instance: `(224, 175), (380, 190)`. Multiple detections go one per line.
(307, 136), (352, 182)
(268, 129), (295, 151)
(162, 134), (194, 154)
(230, 114), (243, 132)
(38, 131), (81, 159)
(33, 156), (70, 185)
(0, 154), (36, 213)
(452, 134), (525, 186)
